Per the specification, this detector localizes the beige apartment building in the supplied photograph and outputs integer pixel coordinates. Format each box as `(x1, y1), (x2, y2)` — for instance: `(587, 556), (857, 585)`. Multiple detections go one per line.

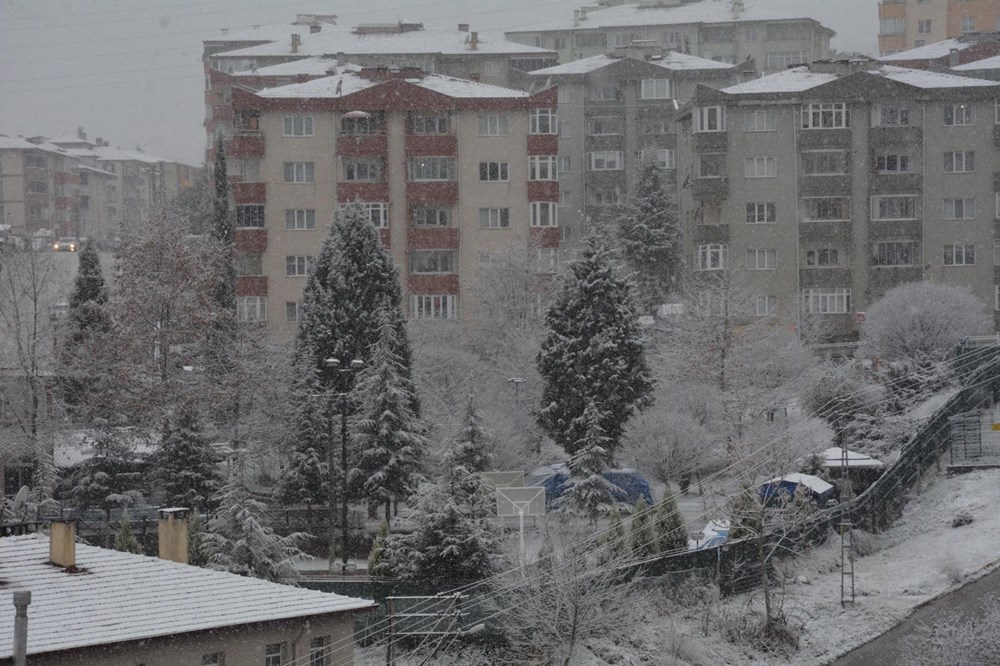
(879, 0), (1000, 55)
(506, 0), (833, 73)
(227, 66), (559, 335)
(678, 60), (1000, 342)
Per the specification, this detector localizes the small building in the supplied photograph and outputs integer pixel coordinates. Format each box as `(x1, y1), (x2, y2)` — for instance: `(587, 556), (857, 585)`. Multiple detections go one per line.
(0, 518), (374, 665)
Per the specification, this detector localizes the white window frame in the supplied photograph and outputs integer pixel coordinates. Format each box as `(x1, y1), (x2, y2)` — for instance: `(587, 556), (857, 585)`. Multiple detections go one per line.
(873, 105), (911, 127)
(529, 155), (558, 181)
(638, 148), (675, 170)
(411, 294), (457, 320)
(283, 162), (314, 183)
(944, 244), (975, 266)
(944, 151), (975, 173)
(283, 115), (313, 136)
(343, 158), (382, 182)
(531, 202), (558, 227)
(361, 202), (389, 228)
(640, 78), (671, 100)
(412, 113), (449, 135)
(529, 108), (558, 135)
(805, 248), (845, 268)
(478, 115), (509, 136)
(917, 19), (932, 34)
(479, 161), (510, 182)
(944, 197), (976, 220)
(589, 151), (623, 171)
(875, 152), (911, 174)
(751, 295), (777, 317)
(696, 244), (728, 271)
(265, 643), (283, 666)
(236, 204), (265, 228)
(409, 157), (455, 181)
(285, 209), (316, 230)
(961, 16), (976, 34)
(746, 248), (776, 271)
(744, 156), (776, 179)
(558, 156), (571, 173)
(479, 207), (510, 229)
(994, 239), (1000, 266)
(745, 109), (775, 132)
(237, 296), (266, 323)
(801, 103), (849, 129)
(873, 241), (917, 267)
(285, 301), (302, 323)
(589, 116), (622, 136)
(412, 206), (450, 228)
(870, 195), (917, 221)
(536, 247), (559, 273)
(995, 286), (1000, 311)
(410, 250), (457, 274)
(285, 255), (315, 277)
(746, 202), (776, 224)
(694, 106), (725, 132)
(803, 288), (850, 314)
(945, 103), (975, 126)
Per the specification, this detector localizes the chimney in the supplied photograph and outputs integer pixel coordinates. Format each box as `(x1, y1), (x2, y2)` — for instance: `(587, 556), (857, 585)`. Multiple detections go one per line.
(470, 31), (479, 51)
(158, 507), (189, 564)
(13, 591), (30, 666)
(310, 24), (321, 34)
(458, 23), (469, 32)
(291, 33), (301, 54)
(49, 521), (76, 568)
(949, 48), (960, 67)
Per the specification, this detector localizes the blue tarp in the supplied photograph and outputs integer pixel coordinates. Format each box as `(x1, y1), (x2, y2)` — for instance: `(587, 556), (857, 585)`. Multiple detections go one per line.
(525, 464), (654, 508)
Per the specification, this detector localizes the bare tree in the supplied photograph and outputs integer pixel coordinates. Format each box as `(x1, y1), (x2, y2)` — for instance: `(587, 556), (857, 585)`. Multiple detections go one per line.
(902, 597), (1000, 666)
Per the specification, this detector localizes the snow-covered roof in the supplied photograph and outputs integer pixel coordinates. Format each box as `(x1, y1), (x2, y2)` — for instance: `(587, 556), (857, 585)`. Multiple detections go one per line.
(529, 54), (619, 76)
(821, 447), (884, 469)
(653, 50), (734, 71)
(722, 63), (999, 95)
(953, 53), (1000, 71)
(879, 64), (1000, 88)
(231, 57), (359, 77)
(880, 38), (970, 62)
(76, 164), (118, 178)
(92, 146), (166, 164)
(257, 71), (530, 100)
(766, 473), (834, 495)
(529, 51), (731, 77)
(215, 27), (553, 59)
(0, 533), (374, 659)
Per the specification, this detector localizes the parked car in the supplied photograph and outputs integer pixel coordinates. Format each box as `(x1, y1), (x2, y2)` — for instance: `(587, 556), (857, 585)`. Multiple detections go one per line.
(758, 473), (835, 506)
(688, 519), (730, 551)
(53, 238), (78, 252)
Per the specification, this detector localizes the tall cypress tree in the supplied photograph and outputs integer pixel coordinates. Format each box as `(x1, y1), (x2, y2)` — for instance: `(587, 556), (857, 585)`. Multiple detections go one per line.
(206, 135), (236, 376)
(537, 238), (653, 461)
(654, 491), (687, 554)
(276, 351), (329, 506)
(68, 242), (109, 340)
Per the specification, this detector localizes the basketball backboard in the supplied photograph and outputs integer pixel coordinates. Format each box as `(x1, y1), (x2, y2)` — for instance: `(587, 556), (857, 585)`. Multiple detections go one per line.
(482, 471), (524, 489)
(496, 487), (545, 518)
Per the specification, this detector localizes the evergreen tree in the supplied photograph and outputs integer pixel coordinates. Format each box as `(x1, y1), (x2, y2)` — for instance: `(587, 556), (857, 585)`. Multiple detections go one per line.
(654, 491), (687, 554)
(114, 510), (142, 554)
(276, 353), (329, 506)
(450, 396), (492, 474)
(63, 430), (144, 515)
(629, 497), (655, 560)
(599, 508), (627, 566)
(204, 470), (308, 583)
(367, 519), (392, 576)
(616, 165), (680, 313)
(558, 403), (628, 520)
(350, 309), (428, 523)
(188, 512), (209, 567)
(67, 242), (109, 341)
(154, 408), (223, 512)
(206, 135), (237, 377)
(537, 238), (654, 460)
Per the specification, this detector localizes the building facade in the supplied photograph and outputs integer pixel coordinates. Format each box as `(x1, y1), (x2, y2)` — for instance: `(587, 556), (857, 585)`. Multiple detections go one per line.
(678, 60), (1000, 342)
(227, 67), (558, 335)
(879, 0), (1000, 55)
(505, 0), (833, 73)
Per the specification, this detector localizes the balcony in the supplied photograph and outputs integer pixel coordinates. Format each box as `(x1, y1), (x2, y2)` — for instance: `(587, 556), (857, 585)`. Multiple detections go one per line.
(337, 134), (388, 157)
(527, 135), (559, 155)
(693, 132), (728, 152)
(227, 135), (264, 158)
(799, 268), (850, 289)
(407, 228), (459, 250)
(407, 273), (459, 295)
(798, 128), (851, 149)
(527, 181), (559, 201)
(869, 173), (921, 193)
(690, 177), (728, 201)
(235, 229), (267, 253)
(691, 224), (729, 244)
(232, 182), (265, 204)
(799, 175), (851, 197)
(236, 276), (268, 297)
(406, 181), (458, 205)
(404, 135), (456, 157)
(529, 227), (560, 248)
(337, 182), (389, 204)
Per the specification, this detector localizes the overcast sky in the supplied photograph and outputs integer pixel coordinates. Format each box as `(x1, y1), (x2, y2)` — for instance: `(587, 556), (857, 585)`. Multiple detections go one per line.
(0, 0), (878, 167)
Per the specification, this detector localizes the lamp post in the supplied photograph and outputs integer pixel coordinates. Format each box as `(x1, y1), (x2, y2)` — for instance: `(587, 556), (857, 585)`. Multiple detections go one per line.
(325, 357), (364, 575)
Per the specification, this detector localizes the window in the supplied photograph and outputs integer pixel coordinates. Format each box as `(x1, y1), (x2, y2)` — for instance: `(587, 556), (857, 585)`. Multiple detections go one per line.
(879, 17), (905, 35)
(589, 116), (622, 135)
(283, 162), (314, 183)
(944, 151), (975, 173)
(479, 208), (510, 229)
(202, 654), (224, 666)
(875, 152), (911, 174)
(286, 255), (315, 277)
(361, 202), (389, 228)
(237, 296), (266, 322)
(996, 285), (1000, 311)
(745, 109), (775, 132)
(412, 113), (449, 134)
(285, 209), (316, 230)
(530, 109), (558, 134)
(282, 115), (313, 136)
(590, 86), (619, 102)
(235, 205), (264, 228)
(589, 151), (623, 171)
(995, 239), (1000, 265)
(531, 202), (558, 227)
(871, 195), (916, 221)
(639, 118), (671, 135)
(478, 115), (509, 136)
(409, 157), (455, 181)
(806, 248), (845, 268)
(411, 294), (457, 319)
(558, 156), (571, 173)
(765, 51), (807, 68)
(609, 32), (639, 48)
(27, 180), (48, 193)
(265, 643), (283, 666)
(694, 106), (725, 132)
(412, 206), (450, 227)
(873, 241), (916, 266)
(638, 148), (675, 170)
(640, 79), (671, 99)
(745, 157), (776, 178)
(558, 120), (573, 138)
(343, 159), (382, 182)
(746, 202), (776, 224)
(874, 105), (911, 127)
(479, 161), (509, 182)
(698, 153), (725, 178)
(529, 155), (558, 180)
(286, 301), (302, 323)
(697, 244), (728, 271)
(944, 197), (976, 219)
(230, 158), (261, 182)
(945, 104), (975, 126)
(309, 637), (329, 666)
(804, 197), (850, 221)
(802, 103), (849, 129)
(746, 248), (776, 270)
(536, 247), (559, 273)
(553, 37), (567, 50)
(662, 30), (683, 46)
(24, 154), (47, 168)
(961, 17), (976, 34)
(575, 32), (605, 48)
(411, 250), (456, 273)
(235, 253), (262, 277)
(917, 19), (932, 34)
(751, 295), (777, 316)
(803, 288), (850, 314)
(590, 188), (620, 206)
(945, 244), (975, 265)
(341, 114), (383, 135)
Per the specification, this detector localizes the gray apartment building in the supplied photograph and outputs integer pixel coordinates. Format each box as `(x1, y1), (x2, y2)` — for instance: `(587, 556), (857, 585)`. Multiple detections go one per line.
(506, 0), (833, 73)
(677, 59), (1000, 342)
(523, 50), (738, 245)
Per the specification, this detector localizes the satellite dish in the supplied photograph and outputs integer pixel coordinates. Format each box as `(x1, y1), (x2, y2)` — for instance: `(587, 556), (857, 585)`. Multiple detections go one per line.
(11, 486), (29, 520)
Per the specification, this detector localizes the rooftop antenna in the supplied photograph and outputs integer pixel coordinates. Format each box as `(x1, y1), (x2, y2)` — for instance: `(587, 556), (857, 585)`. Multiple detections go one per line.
(11, 485), (29, 521)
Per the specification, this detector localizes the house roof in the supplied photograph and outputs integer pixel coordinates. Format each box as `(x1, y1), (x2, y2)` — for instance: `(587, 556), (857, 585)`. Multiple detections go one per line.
(953, 53), (1000, 71)
(723, 66), (838, 94)
(766, 473), (834, 495)
(880, 38), (970, 62)
(529, 51), (732, 77)
(0, 533), (374, 659)
(231, 57), (359, 78)
(256, 70), (530, 100)
(722, 64), (999, 95)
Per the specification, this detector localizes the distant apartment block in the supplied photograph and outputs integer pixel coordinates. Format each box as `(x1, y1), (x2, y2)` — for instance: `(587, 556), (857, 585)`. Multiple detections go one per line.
(879, 0), (1000, 55)
(505, 0), (833, 73)
(678, 60), (1000, 342)
(227, 66), (558, 334)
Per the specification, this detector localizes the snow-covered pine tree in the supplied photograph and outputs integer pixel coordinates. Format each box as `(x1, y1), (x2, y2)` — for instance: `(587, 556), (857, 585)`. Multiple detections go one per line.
(154, 408), (223, 512)
(537, 237), (653, 461)
(63, 430), (143, 515)
(350, 307), (428, 524)
(653, 491), (687, 554)
(203, 469), (308, 584)
(67, 241), (109, 341)
(188, 512), (209, 567)
(276, 352), (329, 506)
(599, 508), (628, 566)
(367, 519), (392, 576)
(205, 134), (238, 388)
(558, 403), (629, 521)
(451, 395), (492, 474)
(616, 164), (680, 313)
(114, 510), (142, 554)
(629, 497), (655, 559)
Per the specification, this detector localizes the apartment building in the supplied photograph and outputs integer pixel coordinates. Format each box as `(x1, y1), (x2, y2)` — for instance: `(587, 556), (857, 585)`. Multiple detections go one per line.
(522, 49), (738, 245)
(879, 32), (1000, 69)
(879, 0), (1000, 55)
(227, 66), (558, 334)
(203, 19), (555, 161)
(506, 0), (833, 73)
(677, 60), (1000, 342)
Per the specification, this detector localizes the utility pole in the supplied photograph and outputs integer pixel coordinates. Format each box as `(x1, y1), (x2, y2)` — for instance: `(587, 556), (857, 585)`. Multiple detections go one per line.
(13, 590), (30, 666)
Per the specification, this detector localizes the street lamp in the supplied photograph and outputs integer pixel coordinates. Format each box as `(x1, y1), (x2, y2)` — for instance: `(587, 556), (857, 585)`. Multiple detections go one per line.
(324, 357), (364, 576)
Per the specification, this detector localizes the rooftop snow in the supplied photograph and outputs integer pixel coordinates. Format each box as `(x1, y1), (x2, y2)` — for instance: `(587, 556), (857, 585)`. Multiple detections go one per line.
(214, 27), (553, 59)
(0, 534), (374, 659)
(231, 57), (359, 77)
(0, 136), (64, 152)
(821, 447), (884, 469)
(878, 64), (1000, 88)
(722, 64), (998, 95)
(257, 71), (529, 100)
(529, 51), (732, 76)
(653, 50), (734, 71)
(880, 38), (970, 61)
(767, 473), (834, 495)
(953, 53), (1000, 71)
